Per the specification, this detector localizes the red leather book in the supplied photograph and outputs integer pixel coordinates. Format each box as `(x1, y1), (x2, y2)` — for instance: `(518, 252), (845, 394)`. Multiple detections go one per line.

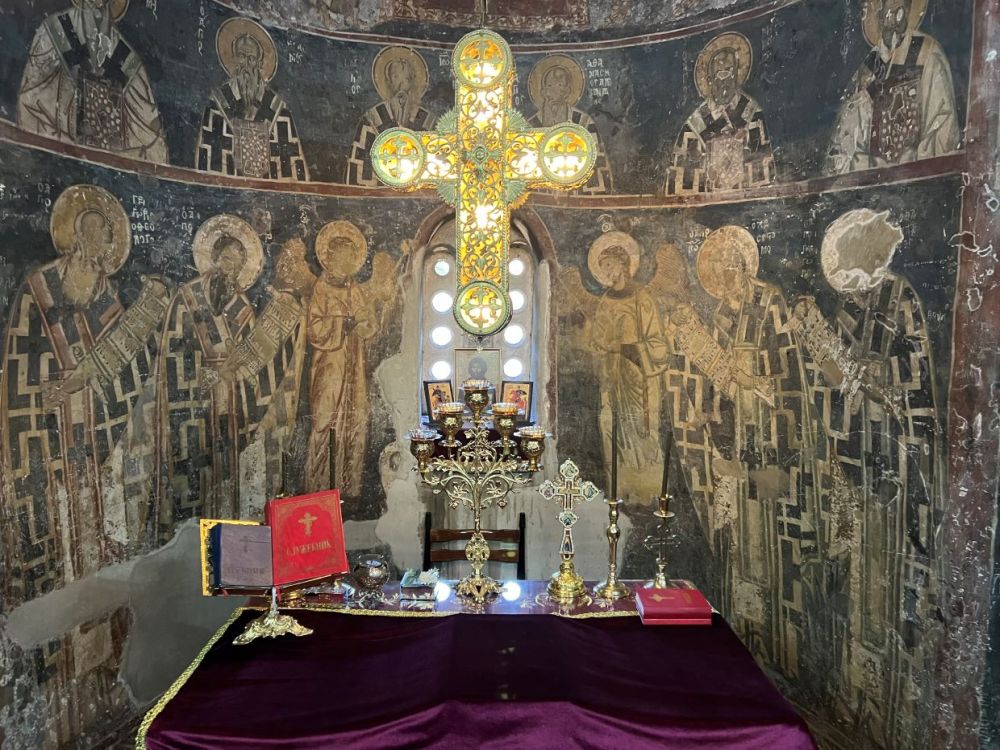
(266, 490), (350, 586)
(635, 587), (712, 625)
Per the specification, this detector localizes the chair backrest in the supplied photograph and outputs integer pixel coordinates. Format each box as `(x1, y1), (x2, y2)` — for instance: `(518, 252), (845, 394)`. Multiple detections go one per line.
(422, 511), (526, 580)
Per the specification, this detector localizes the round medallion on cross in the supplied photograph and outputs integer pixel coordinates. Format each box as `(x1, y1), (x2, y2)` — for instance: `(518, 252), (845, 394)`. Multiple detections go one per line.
(371, 128), (426, 187)
(454, 280), (511, 337)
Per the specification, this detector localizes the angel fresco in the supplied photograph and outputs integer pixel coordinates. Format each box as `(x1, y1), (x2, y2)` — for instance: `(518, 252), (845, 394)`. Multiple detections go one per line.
(17, 0), (168, 162)
(665, 33), (775, 195)
(196, 18), (310, 181)
(0, 185), (169, 746)
(305, 221), (400, 498)
(827, 0), (959, 174)
(346, 46), (437, 186)
(790, 208), (943, 747)
(526, 55), (614, 195)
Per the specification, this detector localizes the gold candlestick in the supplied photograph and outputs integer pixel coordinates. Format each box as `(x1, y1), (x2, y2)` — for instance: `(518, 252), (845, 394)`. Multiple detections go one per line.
(644, 494), (675, 589)
(515, 426), (547, 472)
(491, 402), (519, 456)
(594, 497), (632, 601)
(408, 428), (440, 472)
(413, 388), (544, 604)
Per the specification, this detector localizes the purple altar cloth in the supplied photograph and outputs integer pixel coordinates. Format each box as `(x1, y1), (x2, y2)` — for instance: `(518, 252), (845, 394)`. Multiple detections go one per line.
(142, 609), (816, 749)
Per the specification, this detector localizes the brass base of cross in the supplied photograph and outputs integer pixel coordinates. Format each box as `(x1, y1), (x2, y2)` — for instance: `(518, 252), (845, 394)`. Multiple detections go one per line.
(547, 559), (588, 603)
(456, 572), (504, 604)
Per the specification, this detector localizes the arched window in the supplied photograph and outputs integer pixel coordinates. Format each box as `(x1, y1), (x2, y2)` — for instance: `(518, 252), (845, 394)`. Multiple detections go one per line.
(420, 217), (539, 420)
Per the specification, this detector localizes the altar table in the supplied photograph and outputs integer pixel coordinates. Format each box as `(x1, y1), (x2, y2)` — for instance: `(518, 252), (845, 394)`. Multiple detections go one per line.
(139, 581), (816, 749)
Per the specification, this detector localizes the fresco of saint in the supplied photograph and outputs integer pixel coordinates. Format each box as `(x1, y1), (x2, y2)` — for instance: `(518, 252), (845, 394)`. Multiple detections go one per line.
(346, 46), (436, 186)
(827, 0), (959, 174)
(695, 226), (822, 679)
(195, 18), (309, 181)
(791, 208), (943, 747)
(154, 215), (295, 535)
(17, 0), (168, 162)
(305, 221), (397, 497)
(0, 185), (169, 746)
(526, 55), (614, 195)
(586, 231), (669, 498)
(665, 33), (775, 195)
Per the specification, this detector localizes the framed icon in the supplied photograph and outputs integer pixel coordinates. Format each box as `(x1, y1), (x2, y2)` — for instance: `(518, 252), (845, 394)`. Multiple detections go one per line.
(454, 348), (501, 387)
(423, 379), (454, 423)
(499, 380), (533, 423)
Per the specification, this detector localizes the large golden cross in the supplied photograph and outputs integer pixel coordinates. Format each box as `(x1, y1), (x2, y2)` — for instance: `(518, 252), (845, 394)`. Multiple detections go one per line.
(370, 30), (597, 336)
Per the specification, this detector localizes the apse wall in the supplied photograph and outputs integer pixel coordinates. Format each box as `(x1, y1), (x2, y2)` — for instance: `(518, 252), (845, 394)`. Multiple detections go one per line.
(0, 0), (996, 748)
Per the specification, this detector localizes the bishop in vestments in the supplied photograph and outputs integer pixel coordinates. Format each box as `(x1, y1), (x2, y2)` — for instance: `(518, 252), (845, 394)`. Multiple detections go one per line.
(345, 46), (436, 186)
(195, 18), (309, 181)
(153, 215), (291, 537)
(0, 185), (169, 746)
(665, 33), (775, 195)
(827, 0), (959, 174)
(17, 0), (168, 162)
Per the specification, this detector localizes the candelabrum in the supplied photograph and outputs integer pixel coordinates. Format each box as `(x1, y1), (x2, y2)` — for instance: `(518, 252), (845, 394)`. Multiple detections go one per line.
(643, 494), (676, 588)
(594, 497), (632, 601)
(407, 380), (546, 604)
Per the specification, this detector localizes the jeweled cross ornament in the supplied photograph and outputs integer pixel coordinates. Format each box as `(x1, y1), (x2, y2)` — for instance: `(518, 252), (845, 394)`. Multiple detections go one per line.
(370, 30), (597, 337)
(539, 459), (601, 603)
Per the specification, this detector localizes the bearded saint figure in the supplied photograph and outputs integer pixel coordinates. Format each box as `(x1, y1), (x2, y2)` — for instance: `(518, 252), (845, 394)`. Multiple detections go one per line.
(17, 0), (168, 162)
(665, 33), (775, 195)
(195, 18), (309, 181)
(346, 46), (437, 186)
(526, 55), (614, 195)
(827, 0), (959, 173)
(0, 185), (168, 747)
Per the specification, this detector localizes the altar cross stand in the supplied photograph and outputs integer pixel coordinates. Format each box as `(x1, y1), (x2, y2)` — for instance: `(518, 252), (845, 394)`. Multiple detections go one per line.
(370, 29), (597, 337)
(539, 459), (601, 602)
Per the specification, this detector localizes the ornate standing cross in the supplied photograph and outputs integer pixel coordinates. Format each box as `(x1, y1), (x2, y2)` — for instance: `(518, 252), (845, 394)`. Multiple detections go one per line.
(540, 459), (600, 556)
(370, 30), (597, 337)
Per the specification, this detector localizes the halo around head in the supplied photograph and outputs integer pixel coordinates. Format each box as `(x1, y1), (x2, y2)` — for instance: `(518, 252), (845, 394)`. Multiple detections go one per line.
(372, 46), (429, 104)
(696, 225), (759, 299)
(71, 0), (129, 21)
(216, 17), (278, 82)
(862, 0), (929, 46)
(588, 230), (641, 288)
(50, 185), (131, 272)
(694, 32), (753, 99)
(192, 214), (264, 291)
(315, 220), (368, 278)
(528, 54), (586, 111)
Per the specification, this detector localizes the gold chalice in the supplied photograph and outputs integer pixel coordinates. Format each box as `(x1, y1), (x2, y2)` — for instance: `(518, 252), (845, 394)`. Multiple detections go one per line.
(462, 379), (493, 424)
(515, 426), (547, 472)
(437, 402), (466, 452)
(491, 402), (519, 456)
(408, 428), (440, 472)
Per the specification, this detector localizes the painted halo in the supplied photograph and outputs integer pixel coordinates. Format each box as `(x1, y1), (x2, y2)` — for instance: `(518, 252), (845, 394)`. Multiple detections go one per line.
(695, 225), (760, 299)
(315, 220), (368, 278)
(588, 230), (641, 288)
(527, 54), (586, 112)
(50, 185), (131, 273)
(216, 17), (278, 83)
(862, 0), (929, 46)
(694, 32), (753, 100)
(71, 0), (129, 22)
(372, 46), (429, 105)
(192, 214), (264, 291)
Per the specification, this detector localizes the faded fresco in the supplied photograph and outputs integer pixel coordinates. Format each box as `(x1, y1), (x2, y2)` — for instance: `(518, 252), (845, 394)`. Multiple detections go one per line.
(0, 0), (990, 749)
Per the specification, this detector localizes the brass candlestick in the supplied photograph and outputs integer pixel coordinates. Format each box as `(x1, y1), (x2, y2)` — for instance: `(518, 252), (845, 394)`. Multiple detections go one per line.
(540, 459), (600, 603)
(408, 428), (440, 472)
(408, 380), (546, 604)
(491, 402), (519, 455)
(644, 494), (676, 588)
(594, 497), (632, 601)
(515, 426), (547, 472)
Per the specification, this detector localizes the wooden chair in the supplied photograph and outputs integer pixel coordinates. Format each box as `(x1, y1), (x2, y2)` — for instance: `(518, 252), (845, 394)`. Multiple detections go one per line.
(422, 511), (526, 580)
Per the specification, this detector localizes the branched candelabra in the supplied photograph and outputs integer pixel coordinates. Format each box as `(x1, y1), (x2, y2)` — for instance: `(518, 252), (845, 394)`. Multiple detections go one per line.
(408, 380), (546, 604)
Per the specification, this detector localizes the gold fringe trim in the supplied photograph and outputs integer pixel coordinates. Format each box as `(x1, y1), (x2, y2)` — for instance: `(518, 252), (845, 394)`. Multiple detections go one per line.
(551, 609), (639, 619)
(134, 607), (246, 750)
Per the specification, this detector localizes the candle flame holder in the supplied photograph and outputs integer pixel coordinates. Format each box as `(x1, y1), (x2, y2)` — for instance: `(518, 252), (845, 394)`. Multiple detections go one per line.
(409, 380), (546, 604)
(643, 494), (676, 589)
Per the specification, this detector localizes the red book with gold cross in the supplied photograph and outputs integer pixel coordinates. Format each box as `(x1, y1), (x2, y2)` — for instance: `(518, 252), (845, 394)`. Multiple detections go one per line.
(635, 587), (713, 625)
(266, 490), (350, 586)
